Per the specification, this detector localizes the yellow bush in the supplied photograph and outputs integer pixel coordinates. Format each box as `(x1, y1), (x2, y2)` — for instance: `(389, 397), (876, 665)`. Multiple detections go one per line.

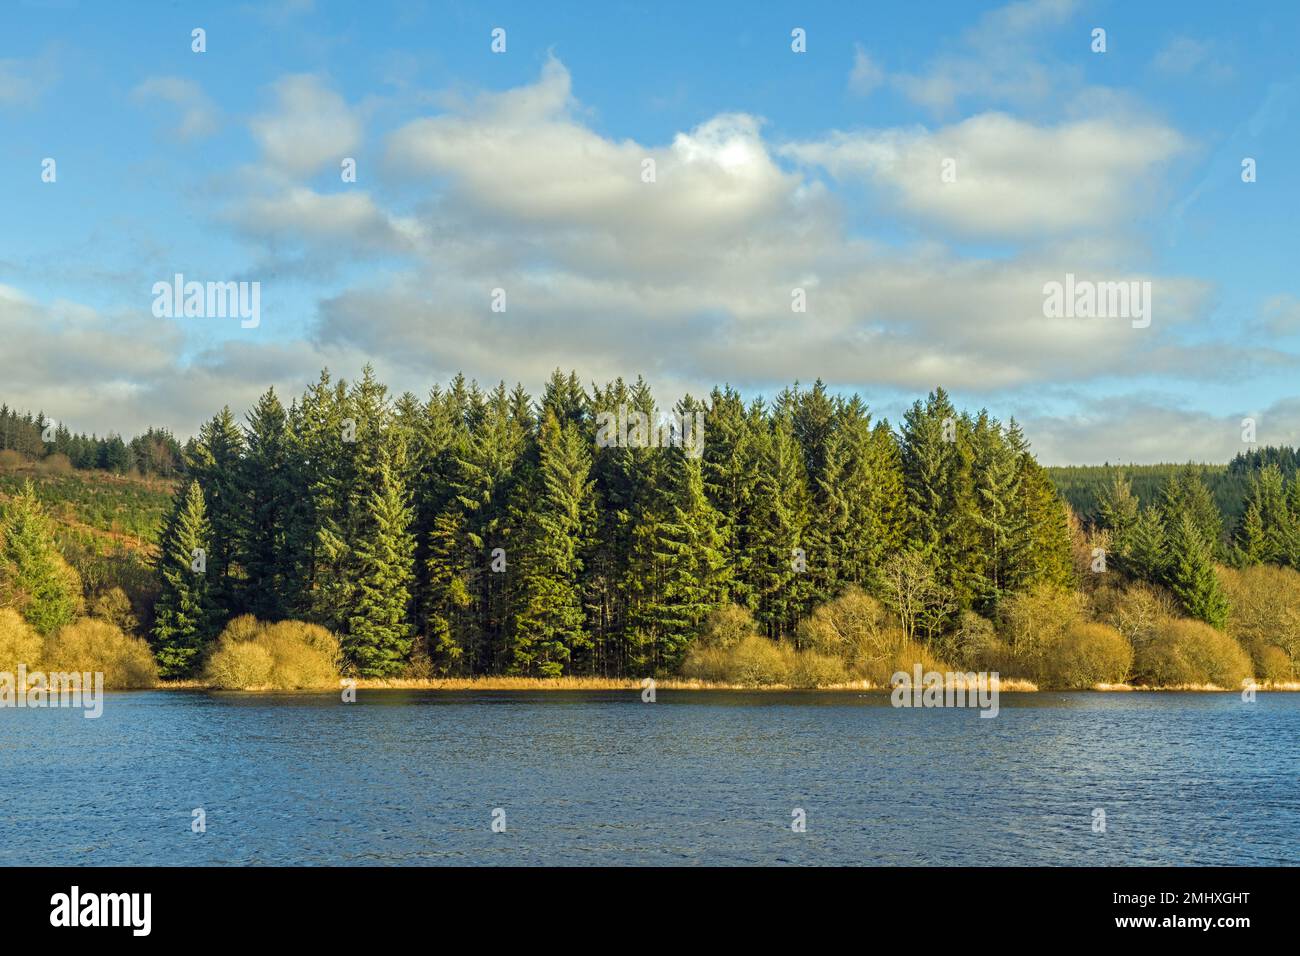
(998, 584), (1083, 683)
(797, 586), (895, 674)
(1134, 619), (1253, 688)
(728, 634), (795, 686)
(681, 633), (796, 686)
(42, 618), (158, 688)
(205, 641), (274, 690)
(202, 617), (340, 690)
(1220, 565), (1300, 673)
(694, 604), (759, 651)
(1099, 582), (1178, 654)
(789, 650), (848, 688)
(1043, 622), (1133, 688)
(1256, 645), (1293, 683)
(0, 607), (42, 672)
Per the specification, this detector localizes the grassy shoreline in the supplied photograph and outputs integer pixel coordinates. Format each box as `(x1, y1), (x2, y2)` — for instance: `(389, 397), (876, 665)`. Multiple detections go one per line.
(149, 676), (1300, 692)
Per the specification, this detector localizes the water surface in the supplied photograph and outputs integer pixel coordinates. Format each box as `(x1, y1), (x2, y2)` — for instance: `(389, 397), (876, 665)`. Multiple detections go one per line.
(1, 690), (1295, 865)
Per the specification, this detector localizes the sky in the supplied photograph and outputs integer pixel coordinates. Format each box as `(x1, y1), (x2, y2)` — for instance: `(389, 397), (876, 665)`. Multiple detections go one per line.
(2, 0), (1299, 465)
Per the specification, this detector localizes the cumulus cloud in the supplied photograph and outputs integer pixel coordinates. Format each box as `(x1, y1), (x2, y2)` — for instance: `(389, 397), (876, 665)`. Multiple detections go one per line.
(230, 188), (422, 254)
(250, 74), (362, 178)
(8, 47), (1292, 465)
(1022, 396), (1300, 466)
(783, 113), (1187, 239)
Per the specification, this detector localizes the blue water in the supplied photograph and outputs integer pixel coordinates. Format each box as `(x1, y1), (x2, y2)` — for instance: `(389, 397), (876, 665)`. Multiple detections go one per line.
(1, 690), (1296, 865)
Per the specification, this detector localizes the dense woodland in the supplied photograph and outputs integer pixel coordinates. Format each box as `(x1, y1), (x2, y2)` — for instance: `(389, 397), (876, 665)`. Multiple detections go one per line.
(0, 405), (181, 477)
(3, 372), (1299, 687)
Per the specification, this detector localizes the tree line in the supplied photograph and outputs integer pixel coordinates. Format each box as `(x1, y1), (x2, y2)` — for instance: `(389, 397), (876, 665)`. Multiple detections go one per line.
(0, 405), (182, 477)
(151, 368), (1081, 678)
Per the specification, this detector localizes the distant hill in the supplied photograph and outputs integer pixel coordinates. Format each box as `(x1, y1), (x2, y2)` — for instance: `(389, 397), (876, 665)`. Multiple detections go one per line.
(1048, 463), (1252, 527)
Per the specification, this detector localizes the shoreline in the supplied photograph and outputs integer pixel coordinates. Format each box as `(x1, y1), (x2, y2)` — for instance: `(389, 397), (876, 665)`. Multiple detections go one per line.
(148, 676), (1300, 693)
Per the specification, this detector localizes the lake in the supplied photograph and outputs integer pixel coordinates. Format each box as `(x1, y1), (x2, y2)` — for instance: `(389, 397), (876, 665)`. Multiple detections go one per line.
(1, 690), (1296, 865)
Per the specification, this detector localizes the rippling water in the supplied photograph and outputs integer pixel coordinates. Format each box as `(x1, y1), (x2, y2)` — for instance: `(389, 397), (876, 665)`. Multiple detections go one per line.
(1, 690), (1296, 865)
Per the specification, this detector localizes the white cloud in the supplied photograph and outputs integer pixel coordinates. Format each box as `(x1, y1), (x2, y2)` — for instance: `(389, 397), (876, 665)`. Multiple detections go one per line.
(250, 74), (362, 178)
(783, 113), (1187, 239)
(133, 76), (220, 141)
(1023, 396), (1300, 466)
(890, 0), (1080, 114)
(231, 187), (422, 253)
(848, 44), (884, 97)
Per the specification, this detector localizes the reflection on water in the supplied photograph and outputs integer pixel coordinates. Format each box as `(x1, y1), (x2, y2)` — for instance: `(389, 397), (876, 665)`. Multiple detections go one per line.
(1, 690), (1296, 865)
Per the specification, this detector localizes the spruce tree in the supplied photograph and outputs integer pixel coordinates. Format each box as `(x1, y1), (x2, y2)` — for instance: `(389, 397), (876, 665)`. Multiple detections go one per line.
(188, 407), (245, 621)
(510, 412), (593, 676)
(1165, 512), (1230, 629)
(1125, 507), (1169, 584)
(151, 480), (215, 676)
(237, 388), (296, 620)
(0, 481), (78, 635)
(345, 441), (417, 676)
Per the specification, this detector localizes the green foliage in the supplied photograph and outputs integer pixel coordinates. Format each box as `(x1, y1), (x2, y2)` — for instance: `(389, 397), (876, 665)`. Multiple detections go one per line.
(510, 412), (593, 675)
(1164, 513), (1230, 628)
(150, 480), (215, 677)
(344, 442), (417, 677)
(15, 372), (1291, 686)
(0, 481), (81, 635)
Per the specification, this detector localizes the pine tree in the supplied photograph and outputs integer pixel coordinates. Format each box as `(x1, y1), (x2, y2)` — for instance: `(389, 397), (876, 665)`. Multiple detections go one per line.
(1165, 513), (1230, 628)
(624, 401), (730, 672)
(1125, 507), (1169, 583)
(188, 407), (246, 621)
(746, 408), (810, 637)
(236, 389), (296, 620)
(151, 480), (215, 676)
(0, 481), (79, 635)
(345, 441), (417, 676)
(510, 412), (593, 676)
(1233, 465), (1291, 565)
(1159, 467), (1224, 560)
(969, 412), (1022, 609)
(1098, 473), (1140, 566)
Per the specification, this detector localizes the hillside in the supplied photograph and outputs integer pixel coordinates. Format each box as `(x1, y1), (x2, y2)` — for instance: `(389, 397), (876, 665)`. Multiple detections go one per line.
(0, 459), (174, 616)
(1046, 463), (1253, 527)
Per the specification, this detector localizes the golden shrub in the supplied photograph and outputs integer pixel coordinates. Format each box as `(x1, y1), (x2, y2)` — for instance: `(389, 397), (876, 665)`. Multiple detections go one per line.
(0, 607), (42, 672)
(1134, 618), (1253, 688)
(42, 618), (158, 688)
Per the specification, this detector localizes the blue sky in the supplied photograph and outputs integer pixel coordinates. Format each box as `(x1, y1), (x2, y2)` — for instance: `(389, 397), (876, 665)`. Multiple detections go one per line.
(2, 0), (1299, 463)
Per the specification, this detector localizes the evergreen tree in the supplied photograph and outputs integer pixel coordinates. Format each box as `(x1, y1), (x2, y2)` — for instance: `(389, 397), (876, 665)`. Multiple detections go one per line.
(236, 389), (297, 620)
(1165, 512), (1230, 629)
(188, 407), (246, 620)
(151, 480), (214, 676)
(1125, 507), (1169, 584)
(0, 481), (79, 635)
(345, 441), (417, 676)
(510, 412), (593, 675)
